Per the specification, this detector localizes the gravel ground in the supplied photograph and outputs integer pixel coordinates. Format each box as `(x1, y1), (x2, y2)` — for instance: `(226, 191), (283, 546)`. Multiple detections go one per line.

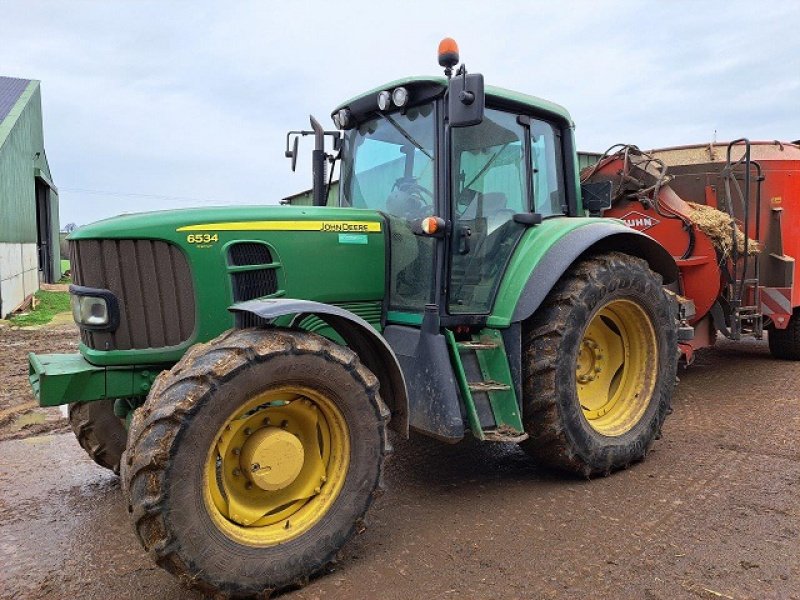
(0, 325), (798, 599)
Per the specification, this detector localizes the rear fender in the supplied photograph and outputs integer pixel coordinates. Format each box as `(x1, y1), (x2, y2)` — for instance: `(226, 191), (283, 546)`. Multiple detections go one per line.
(230, 298), (409, 436)
(512, 221), (679, 323)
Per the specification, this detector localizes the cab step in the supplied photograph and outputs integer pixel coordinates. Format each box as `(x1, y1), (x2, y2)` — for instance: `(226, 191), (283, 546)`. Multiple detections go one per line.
(456, 340), (499, 351)
(445, 328), (524, 443)
(483, 429), (529, 443)
(468, 380), (511, 392)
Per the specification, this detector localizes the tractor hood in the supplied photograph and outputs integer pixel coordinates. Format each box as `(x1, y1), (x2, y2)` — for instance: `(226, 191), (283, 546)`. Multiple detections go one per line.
(67, 205), (387, 366)
(69, 205), (384, 240)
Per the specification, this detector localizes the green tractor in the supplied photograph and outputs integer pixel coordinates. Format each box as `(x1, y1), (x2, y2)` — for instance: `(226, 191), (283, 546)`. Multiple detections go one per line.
(30, 40), (680, 596)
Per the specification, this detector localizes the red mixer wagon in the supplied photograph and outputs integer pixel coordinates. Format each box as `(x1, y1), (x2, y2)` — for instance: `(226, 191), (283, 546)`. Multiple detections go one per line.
(583, 140), (800, 362)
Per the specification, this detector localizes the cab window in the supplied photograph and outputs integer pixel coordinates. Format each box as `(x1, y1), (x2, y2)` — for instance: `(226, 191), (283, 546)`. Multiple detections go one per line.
(530, 119), (566, 217)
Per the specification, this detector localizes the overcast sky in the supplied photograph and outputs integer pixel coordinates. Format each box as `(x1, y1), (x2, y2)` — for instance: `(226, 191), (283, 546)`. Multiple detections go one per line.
(2, 1), (798, 226)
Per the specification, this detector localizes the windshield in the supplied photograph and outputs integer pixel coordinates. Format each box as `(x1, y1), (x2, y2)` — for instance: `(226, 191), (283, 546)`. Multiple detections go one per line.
(339, 103), (437, 311)
(339, 104), (435, 220)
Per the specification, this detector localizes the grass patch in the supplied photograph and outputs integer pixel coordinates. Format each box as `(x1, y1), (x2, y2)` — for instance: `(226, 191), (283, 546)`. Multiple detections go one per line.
(8, 290), (71, 327)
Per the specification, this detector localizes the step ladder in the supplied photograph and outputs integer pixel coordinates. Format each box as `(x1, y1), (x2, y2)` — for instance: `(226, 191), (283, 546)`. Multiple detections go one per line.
(445, 329), (527, 442)
(720, 139), (765, 340)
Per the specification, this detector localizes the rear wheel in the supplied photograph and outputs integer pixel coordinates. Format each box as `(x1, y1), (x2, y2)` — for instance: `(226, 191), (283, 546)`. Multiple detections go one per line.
(768, 309), (800, 359)
(122, 328), (390, 597)
(521, 252), (677, 476)
(68, 399), (127, 474)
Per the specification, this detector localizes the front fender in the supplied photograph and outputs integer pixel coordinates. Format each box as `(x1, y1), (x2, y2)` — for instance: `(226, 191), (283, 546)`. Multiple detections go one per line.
(229, 298), (409, 436)
(507, 220), (679, 324)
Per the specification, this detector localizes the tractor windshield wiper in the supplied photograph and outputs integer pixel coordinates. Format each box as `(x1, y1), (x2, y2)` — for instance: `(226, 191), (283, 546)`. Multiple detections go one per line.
(463, 142), (512, 192)
(379, 113), (433, 160)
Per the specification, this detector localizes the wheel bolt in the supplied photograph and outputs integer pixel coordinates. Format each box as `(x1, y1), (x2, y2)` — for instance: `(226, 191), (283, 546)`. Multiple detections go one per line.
(232, 468), (241, 477)
(232, 447), (241, 456)
(314, 486), (321, 494)
(244, 427), (252, 436)
(595, 367), (602, 373)
(245, 482), (253, 490)
(281, 420), (289, 428)
(262, 417), (270, 425)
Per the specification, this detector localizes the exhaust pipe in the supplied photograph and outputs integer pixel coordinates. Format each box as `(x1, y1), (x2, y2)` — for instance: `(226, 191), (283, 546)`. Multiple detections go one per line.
(310, 115), (327, 207)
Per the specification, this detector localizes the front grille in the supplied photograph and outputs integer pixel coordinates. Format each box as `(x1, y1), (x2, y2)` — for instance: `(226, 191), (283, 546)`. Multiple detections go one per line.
(231, 269), (278, 301)
(228, 242), (272, 266)
(70, 239), (196, 350)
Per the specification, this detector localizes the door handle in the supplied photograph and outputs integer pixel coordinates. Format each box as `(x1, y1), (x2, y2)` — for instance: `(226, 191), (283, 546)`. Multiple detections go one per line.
(457, 225), (472, 255)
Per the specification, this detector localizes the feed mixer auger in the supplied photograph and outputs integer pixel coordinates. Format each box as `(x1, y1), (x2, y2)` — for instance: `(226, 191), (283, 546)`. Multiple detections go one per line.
(582, 140), (800, 362)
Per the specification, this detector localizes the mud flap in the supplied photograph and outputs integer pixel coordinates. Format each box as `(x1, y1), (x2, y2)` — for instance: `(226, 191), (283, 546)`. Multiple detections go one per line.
(383, 325), (465, 443)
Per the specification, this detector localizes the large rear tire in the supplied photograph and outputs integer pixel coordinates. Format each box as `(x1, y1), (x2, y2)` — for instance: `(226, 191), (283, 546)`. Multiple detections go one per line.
(68, 399), (127, 474)
(122, 328), (390, 597)
(768, 309), (800, 360)
(521, 252), (677, 477)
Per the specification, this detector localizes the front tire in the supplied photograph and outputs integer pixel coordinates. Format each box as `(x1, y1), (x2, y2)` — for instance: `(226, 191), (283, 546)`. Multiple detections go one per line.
(68, 399), (128, 474)
(521, 252), (677, 477)
(122, 328), (390, 597)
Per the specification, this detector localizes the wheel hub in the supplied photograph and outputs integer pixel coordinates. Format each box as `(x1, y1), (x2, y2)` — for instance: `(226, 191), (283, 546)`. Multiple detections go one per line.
(575, 299), (658, 436)
(576, 338), (603, 384)
(240, 427), (305, 491)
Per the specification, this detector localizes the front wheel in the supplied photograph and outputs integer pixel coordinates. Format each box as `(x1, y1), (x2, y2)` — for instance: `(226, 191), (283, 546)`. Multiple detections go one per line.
(68, 399), (128, 474)
(122, 328), (390, 597)
(521, 252), (678, 477)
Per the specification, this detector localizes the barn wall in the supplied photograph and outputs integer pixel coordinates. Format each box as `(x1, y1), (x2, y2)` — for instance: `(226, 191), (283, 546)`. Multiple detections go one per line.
(0, 81), (42, 243)
(0, 81), (60, 317)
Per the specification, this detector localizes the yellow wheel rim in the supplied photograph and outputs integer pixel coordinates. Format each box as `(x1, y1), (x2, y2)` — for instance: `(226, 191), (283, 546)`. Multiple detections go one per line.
(576, 298), (659, 437)
(203, 385), (350, 546)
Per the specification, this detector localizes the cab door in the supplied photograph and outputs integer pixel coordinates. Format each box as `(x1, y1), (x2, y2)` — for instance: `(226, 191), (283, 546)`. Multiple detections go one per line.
(448, 108), (529, 314)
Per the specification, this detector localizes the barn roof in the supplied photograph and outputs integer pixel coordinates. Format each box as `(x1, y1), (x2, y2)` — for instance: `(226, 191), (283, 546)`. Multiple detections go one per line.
(0, 76), (32, 124)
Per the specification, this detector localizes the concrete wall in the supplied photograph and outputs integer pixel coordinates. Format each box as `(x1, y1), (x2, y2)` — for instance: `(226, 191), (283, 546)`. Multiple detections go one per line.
(0, 242), (38, 317)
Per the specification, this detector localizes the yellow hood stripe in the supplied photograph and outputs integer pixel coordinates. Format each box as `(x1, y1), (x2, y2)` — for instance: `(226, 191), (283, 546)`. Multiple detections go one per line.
(177, 220), (382, 233)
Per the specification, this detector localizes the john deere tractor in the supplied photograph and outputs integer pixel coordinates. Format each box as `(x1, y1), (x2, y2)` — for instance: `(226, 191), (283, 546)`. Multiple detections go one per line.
(29, 40), (680, 596)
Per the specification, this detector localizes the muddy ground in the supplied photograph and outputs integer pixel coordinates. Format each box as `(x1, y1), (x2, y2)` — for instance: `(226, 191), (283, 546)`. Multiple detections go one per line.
(0, 318), (77, 441)
(0, 322), (798, 599)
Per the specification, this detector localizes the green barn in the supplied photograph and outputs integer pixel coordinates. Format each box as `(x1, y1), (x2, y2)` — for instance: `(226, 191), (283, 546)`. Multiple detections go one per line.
(0, 76), (60, 318)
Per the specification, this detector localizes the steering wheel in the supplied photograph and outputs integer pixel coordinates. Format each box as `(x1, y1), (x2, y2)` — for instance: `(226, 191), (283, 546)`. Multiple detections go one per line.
(388, 180), (434, 220)
(394, 180), (433, 199)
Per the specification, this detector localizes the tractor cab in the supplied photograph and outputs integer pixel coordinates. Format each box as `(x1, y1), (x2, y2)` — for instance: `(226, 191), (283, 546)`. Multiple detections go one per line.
(289, 39), (580, 322)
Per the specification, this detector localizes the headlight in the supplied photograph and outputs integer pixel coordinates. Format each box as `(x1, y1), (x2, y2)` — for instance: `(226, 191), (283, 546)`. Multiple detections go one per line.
(71, 294), (109, 326)
(377, 90), (392, 111)
(69, 285), (120, 331)
(334, 108), (351, 129)
(391, 87), (409, 107)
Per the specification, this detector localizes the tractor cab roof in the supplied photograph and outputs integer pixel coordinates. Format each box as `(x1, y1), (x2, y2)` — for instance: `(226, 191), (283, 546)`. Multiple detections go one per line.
(332, 75), (573, 128)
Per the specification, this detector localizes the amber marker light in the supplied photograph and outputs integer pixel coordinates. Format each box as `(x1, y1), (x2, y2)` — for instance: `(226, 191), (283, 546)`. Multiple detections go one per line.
(438, 37), (459, 71)
(421, 216), (441, 235)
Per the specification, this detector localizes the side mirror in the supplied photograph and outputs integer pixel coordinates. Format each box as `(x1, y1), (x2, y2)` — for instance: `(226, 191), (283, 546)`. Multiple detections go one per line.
(581, 181), (614, 216)
(448, 72), (484, 128)
(285, 136), (299, 172)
